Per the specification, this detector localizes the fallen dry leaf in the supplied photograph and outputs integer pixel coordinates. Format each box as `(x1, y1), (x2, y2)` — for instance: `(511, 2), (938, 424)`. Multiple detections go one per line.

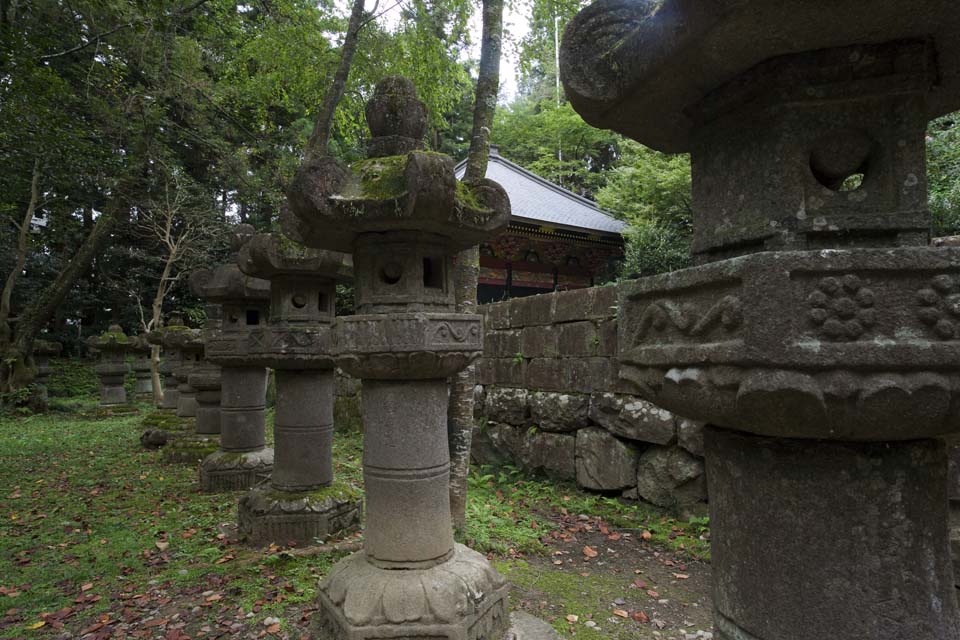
(582, 546), (598, 559)
(565, 615), (579, 623)
(612, 609), (629, 618)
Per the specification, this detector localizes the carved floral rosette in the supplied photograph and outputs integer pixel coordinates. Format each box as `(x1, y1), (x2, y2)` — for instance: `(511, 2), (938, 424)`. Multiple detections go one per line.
(203, 325), (335, 370)
(333, 313), (482, 379)
(618, 246), (960, 441)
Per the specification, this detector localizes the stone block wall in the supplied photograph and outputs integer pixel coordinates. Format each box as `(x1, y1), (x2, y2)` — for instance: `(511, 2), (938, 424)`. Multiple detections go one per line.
(473, 286), (708, 513)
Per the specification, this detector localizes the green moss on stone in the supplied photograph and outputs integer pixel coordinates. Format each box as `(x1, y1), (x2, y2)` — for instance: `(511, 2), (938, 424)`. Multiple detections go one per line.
(262, 479), (362, 504)
(274, 233), (313, 259)
(349, 155), (407, 200)
(456, 180), (490, 212)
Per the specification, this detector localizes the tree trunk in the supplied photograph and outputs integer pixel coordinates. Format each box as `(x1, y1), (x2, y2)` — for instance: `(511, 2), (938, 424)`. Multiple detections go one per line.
(448, 246), (480, 533)
(0, 157), (40, 348)
(462, 0), (503, 184)
(448, 0), (504, 533)
(303, 0), (367, 161)
(2, 201), (126, 392)
(148, 254), (174, 406)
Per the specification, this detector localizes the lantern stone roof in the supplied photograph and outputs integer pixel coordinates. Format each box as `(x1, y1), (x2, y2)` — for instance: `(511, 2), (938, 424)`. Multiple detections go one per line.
(560, 0), (960, 153)
(455, 146), (626, 237)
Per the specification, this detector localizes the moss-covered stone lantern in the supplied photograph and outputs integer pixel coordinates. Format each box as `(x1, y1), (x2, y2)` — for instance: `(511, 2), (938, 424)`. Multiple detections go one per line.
(286, 76), (530, 640)
(235, 231), (362, 545)
(194, 225), (273, 492)
(86, 325), (135, 409)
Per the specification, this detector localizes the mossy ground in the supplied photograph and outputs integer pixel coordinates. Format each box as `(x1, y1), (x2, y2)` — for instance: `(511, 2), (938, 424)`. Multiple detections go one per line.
(0, 365), (712, 639)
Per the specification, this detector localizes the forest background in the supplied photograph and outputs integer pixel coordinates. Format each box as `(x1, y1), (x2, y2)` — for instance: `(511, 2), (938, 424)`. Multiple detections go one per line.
(2, 0), (959, 359)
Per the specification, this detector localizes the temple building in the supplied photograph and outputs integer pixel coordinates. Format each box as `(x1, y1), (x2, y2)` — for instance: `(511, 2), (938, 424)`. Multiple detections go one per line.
(455, 146), (626, 303)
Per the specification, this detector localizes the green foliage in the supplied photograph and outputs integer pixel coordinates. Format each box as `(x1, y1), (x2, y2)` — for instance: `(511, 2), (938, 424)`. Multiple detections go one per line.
(494, 99), (620, 198)
(45, 358), (99, 398)
(928, 113), (960, 237)
(465, 465), (711, 559)
(595, 142), (693, 278)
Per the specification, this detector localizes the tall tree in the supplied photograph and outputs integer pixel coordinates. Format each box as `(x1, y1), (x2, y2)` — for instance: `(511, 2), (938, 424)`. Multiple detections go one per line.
(132, 165), (226, 403)
(448, 0), (504, 533)
(304, 0), (369, 161)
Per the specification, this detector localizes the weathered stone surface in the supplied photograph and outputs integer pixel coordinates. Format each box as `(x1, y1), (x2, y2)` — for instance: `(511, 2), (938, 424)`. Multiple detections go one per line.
(528, 391), (589, 433)
(315, 544), (510, 640)
(484, 423), (575, 480)
(589, 392), (675, 444)
(521, 325), (560, 358)
(140, 429), (168, 449)
(558, 321), (599, 357)
(560, 0), (960, 154)
(707, 427), (958, 640)
(486, 329), (521, 358)
(677, 418), (705, 457)
(575, 427), (638, 491)
(506, 612), (561, 640)
(199, 448), (273, 493)
(238, 483), (362, 546)
(635, 445), (706, 509)
(483, 387), (528, 427)
(616, 248), (960, 441)
(470, 423), (510, 467)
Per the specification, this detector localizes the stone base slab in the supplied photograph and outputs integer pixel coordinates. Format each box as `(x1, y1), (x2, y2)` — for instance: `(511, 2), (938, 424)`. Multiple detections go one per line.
(505, 612), (560, 640)
(238, 485), (363, 545)
(199, 448), (274, 492)
(161, 432), (217, 464)
(141, 410), (188, 432)
(314, 544), (510, 640)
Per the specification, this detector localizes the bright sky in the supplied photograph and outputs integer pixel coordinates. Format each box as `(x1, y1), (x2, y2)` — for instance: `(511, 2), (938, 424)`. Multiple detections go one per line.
(346, 0), (531, 102)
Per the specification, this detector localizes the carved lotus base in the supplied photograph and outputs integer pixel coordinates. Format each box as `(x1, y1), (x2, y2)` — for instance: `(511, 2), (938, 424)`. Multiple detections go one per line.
(335, 313), (482, 379)
(238, 485), (362, 546)
(618, 247), (960, 440)
(160, 431), (216, 464)
(314, 544), (510, 640)
(199, 448), (274, 492)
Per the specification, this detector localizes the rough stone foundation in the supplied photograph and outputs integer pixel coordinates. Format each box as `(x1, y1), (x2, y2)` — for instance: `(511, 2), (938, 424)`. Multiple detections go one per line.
(238, 485), (362, 545)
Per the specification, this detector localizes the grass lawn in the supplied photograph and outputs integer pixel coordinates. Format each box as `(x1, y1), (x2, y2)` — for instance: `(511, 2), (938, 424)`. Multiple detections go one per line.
(0, 363), (711, 639)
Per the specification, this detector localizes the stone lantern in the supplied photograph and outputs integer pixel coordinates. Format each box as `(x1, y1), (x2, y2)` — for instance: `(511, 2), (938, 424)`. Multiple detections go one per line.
(194, 225), (273, 492)
(188, 271), (224, 465)
(130, 334), (154, 399)
(160, 325), (209, 463)
(32, 339), (61, 405)
(286, 77), (529, 640)
(146, 312), (188, 413)
(86, 325), (134, 408)
(234, 231), (362, 545)
(562, 2), (960, 639)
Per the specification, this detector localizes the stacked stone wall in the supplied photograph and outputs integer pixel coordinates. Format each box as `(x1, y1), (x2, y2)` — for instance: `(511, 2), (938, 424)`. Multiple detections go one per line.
(474, 285), (708, 512)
